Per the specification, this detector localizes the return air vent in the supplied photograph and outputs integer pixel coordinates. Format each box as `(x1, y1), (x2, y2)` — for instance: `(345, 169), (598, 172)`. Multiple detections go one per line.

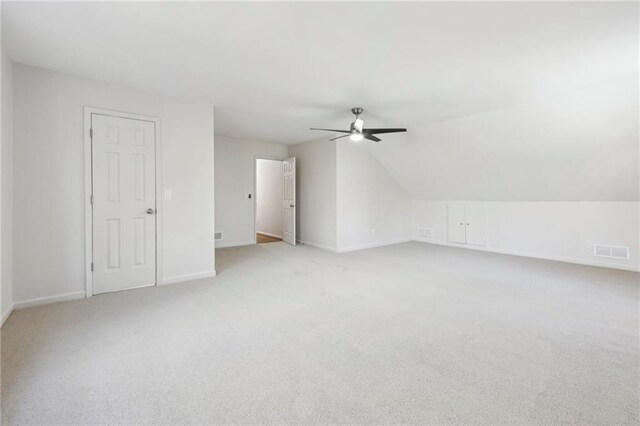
(593, 244), (629, 260)
(214, 232), (223, 241)
(417, 227), (434, 237)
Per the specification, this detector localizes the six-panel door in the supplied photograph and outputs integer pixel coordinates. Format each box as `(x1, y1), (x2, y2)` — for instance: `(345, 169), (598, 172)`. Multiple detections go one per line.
(91, 114), (156, 295)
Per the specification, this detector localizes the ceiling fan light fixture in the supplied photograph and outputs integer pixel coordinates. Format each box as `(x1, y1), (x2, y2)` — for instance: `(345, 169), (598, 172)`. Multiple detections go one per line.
(310, 107), (407, 143)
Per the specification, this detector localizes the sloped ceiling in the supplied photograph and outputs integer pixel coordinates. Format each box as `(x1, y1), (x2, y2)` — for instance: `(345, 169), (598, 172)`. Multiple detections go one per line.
(3, 1), (638, 200)
(366, 76), (639, 201)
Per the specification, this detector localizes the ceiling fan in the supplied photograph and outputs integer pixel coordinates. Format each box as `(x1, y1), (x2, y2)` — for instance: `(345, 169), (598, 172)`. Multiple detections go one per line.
(310, 107), (407, 142)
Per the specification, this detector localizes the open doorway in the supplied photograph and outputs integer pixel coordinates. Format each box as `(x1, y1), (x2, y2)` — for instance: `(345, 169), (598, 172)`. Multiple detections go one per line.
(254, 157), (296, 245)
(256, 158), (284, 244)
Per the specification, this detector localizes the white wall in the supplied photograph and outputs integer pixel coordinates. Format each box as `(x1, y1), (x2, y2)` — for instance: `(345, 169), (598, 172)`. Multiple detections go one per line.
(413, 200), (640, 271)
(256, 159), (283, 239)
(288, 137), (337, 251)
(215, 136), (287, 248)
(368, 76), (639, 201)
(336, 142), (412, 252)
(1, 18), (14, 323)
(13, 64), (215, 305)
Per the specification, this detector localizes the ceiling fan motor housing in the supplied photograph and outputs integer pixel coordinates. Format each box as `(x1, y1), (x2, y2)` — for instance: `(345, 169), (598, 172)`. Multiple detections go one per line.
(351, 118), (364, 133)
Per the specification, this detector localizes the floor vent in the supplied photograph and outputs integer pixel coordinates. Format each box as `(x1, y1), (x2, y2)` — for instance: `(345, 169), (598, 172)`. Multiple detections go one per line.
(214, 232), (223, 241)
(593, 244), (629, 260)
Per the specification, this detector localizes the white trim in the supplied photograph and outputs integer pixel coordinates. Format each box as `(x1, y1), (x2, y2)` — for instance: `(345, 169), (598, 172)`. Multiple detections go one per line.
(215, 241), (256, 249)
(253, 156), (285, 245)
(413, 238), (640, 272)
(84, 109), (92, 296)
(256, 231), (283, 239)
(336, 238), (413, 254)
(13, 291), (86, 310)
(297, 240), (338, 253)
(161, 270), (217, 285)
(84, 107), (163, 297)
(1, 305), (14, 327)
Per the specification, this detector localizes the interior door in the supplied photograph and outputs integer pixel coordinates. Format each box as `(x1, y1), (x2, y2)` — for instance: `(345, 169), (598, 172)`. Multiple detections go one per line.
(447, 203), (466, 244)
(465, 203), (486, 246)
(282, 157), (296, 245)
(91, 113), (156, 295)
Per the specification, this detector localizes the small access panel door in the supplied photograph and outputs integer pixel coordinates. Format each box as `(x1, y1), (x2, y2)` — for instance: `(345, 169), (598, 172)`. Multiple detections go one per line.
(465, 204), (486, 246)
(447, 203), (466, 244)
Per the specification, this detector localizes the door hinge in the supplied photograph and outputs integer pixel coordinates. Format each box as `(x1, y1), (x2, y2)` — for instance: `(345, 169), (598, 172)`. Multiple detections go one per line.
(89, 128), (93, 139)
(90, 195), (94, 205)
(91, 262), (94, 271)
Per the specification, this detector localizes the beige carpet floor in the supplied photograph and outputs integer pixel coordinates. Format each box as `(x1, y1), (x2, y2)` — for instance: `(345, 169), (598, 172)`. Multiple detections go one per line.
(1, 242), (638, 424)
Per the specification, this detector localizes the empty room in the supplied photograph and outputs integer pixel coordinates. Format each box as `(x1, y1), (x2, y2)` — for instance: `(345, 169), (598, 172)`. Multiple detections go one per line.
(1, 1), (639, 425)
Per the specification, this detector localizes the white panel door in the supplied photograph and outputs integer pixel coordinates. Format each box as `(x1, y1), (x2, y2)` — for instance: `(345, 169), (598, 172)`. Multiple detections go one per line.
(282, 157), (296, 245)
(465, 203), (486, 246)
(447, 203), (466, 244)
(92, 114), (156, 295)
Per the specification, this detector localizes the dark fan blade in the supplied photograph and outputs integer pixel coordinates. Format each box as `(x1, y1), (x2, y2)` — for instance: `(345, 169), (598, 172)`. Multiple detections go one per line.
(364, 134), (381, 142)
(310, 128), (350, 134)
(363, 128), (407, 135)
(329, 134), (352, 141)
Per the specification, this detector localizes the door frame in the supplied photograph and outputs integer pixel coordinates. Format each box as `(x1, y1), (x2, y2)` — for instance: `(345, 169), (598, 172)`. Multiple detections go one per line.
(253, 155), (285, 244)
(83, 107), (163, 297)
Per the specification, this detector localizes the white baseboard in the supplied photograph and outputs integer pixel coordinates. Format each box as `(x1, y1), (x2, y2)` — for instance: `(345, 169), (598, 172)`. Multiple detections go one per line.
(216, 241), (254, 249)
(256, 231), (283, 239)
(336, 238), (413, 254)
(8, 271), (218, 312)
(412, 238), (640, 272)
(297, 240), (338, 253)
(161, 270), (217, 285)
(13, 291), (86, 310)
(297, 238), (413, 254)
(1, 305), (14, 327)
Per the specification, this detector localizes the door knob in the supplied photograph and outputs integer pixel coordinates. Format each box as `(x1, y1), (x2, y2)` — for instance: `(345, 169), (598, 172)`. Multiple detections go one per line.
(290, 204), (294, 208)
(146, 208), (156, 215)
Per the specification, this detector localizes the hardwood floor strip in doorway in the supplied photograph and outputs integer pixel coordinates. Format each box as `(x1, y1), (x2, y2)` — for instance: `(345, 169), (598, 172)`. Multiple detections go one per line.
(257, 233), (282, 244)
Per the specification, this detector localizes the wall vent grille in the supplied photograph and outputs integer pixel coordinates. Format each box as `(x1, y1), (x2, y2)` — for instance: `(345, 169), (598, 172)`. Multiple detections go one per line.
(593, 244), (629, 260)
(214, 232), (223, 241)
(417, 227), (434, 238)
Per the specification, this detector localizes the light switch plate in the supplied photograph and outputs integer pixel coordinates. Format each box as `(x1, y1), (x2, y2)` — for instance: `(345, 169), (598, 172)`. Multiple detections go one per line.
(164, 190), (172, 200)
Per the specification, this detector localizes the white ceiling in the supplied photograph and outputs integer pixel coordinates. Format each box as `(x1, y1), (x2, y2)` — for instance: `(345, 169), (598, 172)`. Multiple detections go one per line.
(3, 1), (638, 200)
